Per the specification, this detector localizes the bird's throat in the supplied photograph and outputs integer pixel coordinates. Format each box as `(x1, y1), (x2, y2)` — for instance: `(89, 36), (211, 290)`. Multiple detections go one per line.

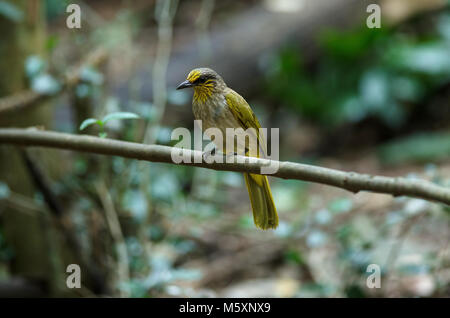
(193, 85), (214, 104)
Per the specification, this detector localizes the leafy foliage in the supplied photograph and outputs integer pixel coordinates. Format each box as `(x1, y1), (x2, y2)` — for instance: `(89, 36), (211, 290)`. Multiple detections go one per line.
(264, 12), (450, 128)
(79, 118), (100, 131)
(79, 112), (140, 138)
(102, 112), (141, 124)
(378, 132), (450, 165)
(2, 1), (449, 298)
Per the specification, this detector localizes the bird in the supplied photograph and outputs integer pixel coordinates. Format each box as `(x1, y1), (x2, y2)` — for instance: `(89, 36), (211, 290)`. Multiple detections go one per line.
(176, 67), (278, 230)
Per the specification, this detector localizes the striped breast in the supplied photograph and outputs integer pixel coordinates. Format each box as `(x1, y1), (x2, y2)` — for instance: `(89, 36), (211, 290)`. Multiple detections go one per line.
(193, 93), (240, 128)
(192, 93), (258, 154)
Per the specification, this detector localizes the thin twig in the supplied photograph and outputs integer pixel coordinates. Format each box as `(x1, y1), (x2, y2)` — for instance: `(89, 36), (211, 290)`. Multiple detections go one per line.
(138, 0), (178, 223)
(383, 212), (426, 295)
(0, 192), (48, 216)
(143, 0), (179, 144)
(384, 212), (426, 271)
(95, 182), (130, 298)
(0, 128), (450, 206)
(195, 0), (215, 63)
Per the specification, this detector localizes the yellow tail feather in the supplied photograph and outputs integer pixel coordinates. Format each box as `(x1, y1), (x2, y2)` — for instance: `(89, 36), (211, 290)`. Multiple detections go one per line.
(244, 173), (278, 230)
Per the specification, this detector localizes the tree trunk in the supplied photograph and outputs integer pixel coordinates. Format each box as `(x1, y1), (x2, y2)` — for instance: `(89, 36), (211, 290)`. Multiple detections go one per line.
(0, 0), (57, 296)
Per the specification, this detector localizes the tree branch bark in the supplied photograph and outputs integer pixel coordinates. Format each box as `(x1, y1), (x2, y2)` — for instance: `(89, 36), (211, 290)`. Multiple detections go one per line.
(0, 128), (449, 206)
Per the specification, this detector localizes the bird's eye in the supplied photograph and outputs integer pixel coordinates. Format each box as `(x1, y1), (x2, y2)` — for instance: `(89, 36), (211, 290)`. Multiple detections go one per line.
(195, 75), (207, 84)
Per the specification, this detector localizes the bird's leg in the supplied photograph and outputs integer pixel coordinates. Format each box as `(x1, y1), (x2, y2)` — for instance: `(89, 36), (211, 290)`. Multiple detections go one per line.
(202, 147), (217, 162)
(227, 147), (248, 159)
(203, 148), (240, 163)
(224, 151), (244, 163)
(225, 148), (252, 163)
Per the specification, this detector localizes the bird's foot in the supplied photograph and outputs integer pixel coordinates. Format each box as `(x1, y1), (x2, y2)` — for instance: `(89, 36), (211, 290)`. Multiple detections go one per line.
(225, 151), (239, 162)
(202, 148), (216, 162)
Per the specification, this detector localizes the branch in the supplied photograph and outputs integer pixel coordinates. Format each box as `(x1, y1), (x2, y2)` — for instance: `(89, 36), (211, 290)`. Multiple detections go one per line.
(95, 182), (130, 297)
(144, 0), (179, 144)
(0, 48), (107, 115)
(0, 128), (449, 206)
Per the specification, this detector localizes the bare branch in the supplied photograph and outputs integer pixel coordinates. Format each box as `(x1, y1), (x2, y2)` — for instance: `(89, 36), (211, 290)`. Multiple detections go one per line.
(0, 128), (449, 206)
(144, 0), (179, 144)
(95, 182), (130, 297)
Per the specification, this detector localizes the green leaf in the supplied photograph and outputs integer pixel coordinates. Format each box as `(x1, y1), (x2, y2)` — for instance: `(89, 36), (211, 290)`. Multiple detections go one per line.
(102, 112), (140, 124)
(284, 249), (305, 265)
(390, 43), (450, 75)
(319, 27), (386, 60)
(0, 1), (24, 22)
(79, 118), (100, 131)
(45, 35), (59, 53)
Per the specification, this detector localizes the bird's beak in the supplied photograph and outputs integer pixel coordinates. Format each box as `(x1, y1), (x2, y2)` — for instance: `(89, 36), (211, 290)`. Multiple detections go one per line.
(176, 80), (193, 90)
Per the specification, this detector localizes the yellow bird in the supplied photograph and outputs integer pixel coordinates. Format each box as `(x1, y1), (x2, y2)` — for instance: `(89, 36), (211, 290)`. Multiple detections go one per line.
(177, 67), (278, 229)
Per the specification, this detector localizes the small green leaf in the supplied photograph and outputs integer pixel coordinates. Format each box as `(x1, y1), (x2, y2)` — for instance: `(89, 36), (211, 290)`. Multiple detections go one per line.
(102, 112), (140, 124)
(284, 249), (304, 265)
(79, 118), (99, 131)
(45, 35), (59, 53)
(99, 132), (108, 138)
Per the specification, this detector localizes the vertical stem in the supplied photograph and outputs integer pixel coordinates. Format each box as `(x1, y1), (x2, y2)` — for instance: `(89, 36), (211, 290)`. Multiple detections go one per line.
(195, 0), (215, 63)
(143, 0), (179, 144)
(139, 0), (179, 218)
(96, 182), (130, 297)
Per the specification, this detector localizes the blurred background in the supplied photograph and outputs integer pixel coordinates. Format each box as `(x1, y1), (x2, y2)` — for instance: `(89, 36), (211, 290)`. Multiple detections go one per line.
(0, 0), (449, 297)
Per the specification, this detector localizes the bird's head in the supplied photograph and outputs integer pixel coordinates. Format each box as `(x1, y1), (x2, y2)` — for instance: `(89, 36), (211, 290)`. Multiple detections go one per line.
(176, 68), (225, 102)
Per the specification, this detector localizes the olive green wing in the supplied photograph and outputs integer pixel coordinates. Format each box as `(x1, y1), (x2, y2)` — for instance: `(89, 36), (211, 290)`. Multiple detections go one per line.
(225, 89), (267, 157)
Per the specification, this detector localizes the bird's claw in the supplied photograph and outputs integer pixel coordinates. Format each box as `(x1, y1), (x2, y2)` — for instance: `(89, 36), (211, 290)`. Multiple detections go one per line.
(202, 148), (216, 162)
(225, 152), (239, 162)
